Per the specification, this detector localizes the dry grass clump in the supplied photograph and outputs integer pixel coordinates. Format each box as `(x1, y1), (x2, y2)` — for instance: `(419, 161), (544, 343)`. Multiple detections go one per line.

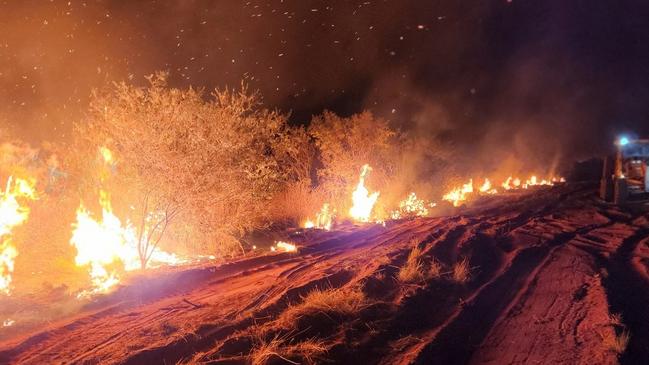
(269, 181), (326, 224)
(398, 245), (446, 283)
(429, 258), (443, 279)
(278, 287), (366, 327)
(398, 246), (426, 283)
(451, 257), (471, 283)
(603, 329), (630, 355)
(609, 313), (623, 327)
(251, 334), (328, 365)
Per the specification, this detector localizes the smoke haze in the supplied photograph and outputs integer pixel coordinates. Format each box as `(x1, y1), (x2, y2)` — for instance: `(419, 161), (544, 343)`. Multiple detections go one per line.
(2, 0), (649, 168)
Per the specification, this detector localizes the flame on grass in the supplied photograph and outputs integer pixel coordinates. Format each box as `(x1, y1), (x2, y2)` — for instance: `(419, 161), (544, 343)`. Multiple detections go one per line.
(71, 191), (186, 297)
(0, 176), (37, 295)
(391, 192), (434, 219)
(443, 179), (474, 207)
(445, 175), (565, 207)
(478, 179), (498, 195)
(304, 203), (335, 230)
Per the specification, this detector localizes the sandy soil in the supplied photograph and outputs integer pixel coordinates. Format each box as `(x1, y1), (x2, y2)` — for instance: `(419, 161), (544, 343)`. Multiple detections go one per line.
(1, 182), (648, 365)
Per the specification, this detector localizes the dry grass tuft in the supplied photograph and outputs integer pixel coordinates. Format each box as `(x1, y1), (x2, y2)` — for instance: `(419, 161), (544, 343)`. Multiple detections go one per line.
(251, 333), (327, 365)
(278, 287), (366, 327)
(451, 257), (471, 283)
(603, 329), (630, 355)
(609, 313), (623, 327)
(398, 246), (427, 283)
(429, 258), (443, 279)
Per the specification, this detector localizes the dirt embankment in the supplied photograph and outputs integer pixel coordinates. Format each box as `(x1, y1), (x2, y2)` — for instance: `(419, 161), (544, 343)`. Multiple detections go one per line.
(1, 183), (648, 365)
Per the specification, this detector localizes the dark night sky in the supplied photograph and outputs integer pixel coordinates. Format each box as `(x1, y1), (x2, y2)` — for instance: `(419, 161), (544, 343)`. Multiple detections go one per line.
(2, 0), (649, 165)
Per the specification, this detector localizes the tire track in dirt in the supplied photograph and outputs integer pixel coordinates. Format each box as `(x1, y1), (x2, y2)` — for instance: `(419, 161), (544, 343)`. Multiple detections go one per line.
(470, 243), (618, 365)
(408, 216), (610, 364)
(410, 244), (556, 365)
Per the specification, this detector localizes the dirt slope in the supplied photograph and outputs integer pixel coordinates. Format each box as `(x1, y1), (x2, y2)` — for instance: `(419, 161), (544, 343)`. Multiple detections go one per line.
(1, 183), (648, 365)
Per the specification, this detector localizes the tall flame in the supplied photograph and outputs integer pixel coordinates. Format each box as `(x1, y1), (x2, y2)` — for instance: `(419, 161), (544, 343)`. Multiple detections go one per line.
(70, 190), (185, 297)
(0, 176), (37, 295)
(349, 164), (379, 222)
(70, 191), (135, 296)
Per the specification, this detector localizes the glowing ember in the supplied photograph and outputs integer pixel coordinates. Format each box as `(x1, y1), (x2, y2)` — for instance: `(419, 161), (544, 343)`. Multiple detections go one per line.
(443, 179), (474, 207)
(304, 219), (315, 229)
(2, 318), (15, 327)
(349, 164), (379, 222)
(0, 176), (37, 295)
(271, 241), (297, 253)
(391, 192), (432, 219)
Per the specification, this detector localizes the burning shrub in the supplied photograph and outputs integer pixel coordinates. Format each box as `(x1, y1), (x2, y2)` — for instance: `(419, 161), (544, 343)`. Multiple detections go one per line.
(308, 111), (400, 214)
(79, 72), (312, 258)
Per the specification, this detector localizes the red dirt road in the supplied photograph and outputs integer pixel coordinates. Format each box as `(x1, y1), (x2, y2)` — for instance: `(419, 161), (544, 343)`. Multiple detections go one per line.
(1, 183), (648, 364)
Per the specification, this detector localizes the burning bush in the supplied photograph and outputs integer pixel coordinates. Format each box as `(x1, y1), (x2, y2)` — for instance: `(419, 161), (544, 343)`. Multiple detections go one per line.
(308, 111), (400, 215)
(79, 72), (312, 257)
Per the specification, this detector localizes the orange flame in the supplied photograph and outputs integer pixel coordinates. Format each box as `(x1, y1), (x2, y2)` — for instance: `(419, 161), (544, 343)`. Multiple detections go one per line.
(391, 192), (433, 219)
(70, 148), (184, 298)
(349, 164), (379, 222)
(271, 241), (297, 253)
(0, 176), (37, 295)
(478, 178), (498, 195)
(443, 179), (474, 207)
(304, 203), (335, 230)
(445, 174), (564, 207)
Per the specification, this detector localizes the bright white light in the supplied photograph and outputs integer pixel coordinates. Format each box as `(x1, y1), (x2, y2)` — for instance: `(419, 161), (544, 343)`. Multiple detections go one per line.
(619, 136), (630, 146)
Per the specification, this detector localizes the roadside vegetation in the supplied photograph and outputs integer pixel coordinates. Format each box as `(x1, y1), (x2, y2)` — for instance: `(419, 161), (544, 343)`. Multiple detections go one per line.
(1, 72), (450, 295)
